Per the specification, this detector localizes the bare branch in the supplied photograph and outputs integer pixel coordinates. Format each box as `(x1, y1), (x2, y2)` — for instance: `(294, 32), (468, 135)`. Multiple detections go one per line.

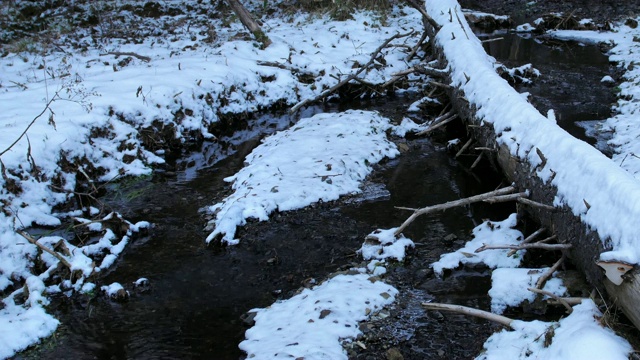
(394, 186), (516, 236)
(475, 243), (572, 253)
(17, 230), (72, 269)
(422, 302), (514, 328)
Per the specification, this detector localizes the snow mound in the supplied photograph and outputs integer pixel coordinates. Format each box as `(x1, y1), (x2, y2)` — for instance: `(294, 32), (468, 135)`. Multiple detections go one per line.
(239, 273), (397, 360)
(205, 110), (399, 245)
(432, 214), (524, 275)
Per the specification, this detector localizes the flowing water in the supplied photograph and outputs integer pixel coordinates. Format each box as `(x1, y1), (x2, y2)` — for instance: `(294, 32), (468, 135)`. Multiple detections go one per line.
(19, 34), (614, 359)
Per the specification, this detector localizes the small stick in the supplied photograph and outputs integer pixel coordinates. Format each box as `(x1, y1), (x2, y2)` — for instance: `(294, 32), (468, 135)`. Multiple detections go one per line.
(535, 253), (566, 289)
(429, 80), (453, 89)
(482, 37), (504, 43)
(394, 186), (516, 236)
(421, 302), (513, 328)
(547, 297), (585, 306)
(528, 287), (573, 314)
(455, 138), (474, 158)
(475, 243), (572, 253)
(470, 152), (484, 169)
(507, 227), (546, 256)
(517, 197), (556, 211)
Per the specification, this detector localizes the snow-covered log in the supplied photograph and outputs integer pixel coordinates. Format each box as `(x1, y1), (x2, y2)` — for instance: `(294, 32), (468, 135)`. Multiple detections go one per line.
(422, 0), (640, 329)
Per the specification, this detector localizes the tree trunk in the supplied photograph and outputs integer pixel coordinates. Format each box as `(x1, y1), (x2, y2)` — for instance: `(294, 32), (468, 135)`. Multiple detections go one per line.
(225, 0), (271, 48)
(420, 1), (640, 330)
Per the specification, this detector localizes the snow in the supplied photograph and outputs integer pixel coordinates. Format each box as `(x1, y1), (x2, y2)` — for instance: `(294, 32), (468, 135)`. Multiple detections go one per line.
(204, 110), (400, 245)
(432, 214), (524, 275)
(239, 272), (398, 360)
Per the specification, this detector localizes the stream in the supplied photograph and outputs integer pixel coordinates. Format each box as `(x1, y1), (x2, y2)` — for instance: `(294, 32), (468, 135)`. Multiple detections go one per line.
(19, 33), (614, 360)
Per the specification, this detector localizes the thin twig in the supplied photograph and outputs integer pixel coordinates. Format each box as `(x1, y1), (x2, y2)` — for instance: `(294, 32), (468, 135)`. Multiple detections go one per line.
(507, 227), (546, 256)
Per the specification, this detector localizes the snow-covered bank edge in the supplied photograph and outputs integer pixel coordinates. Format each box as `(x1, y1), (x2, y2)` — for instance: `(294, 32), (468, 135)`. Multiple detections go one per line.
(0, 3), (427, 357)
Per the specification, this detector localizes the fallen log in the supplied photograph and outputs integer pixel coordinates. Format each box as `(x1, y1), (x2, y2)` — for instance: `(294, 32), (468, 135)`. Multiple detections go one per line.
(422, 1), (640, 330)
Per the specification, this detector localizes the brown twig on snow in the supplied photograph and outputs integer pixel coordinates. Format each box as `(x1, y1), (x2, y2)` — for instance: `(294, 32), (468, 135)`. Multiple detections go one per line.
(290, 31), (413, 114)
(17, 230), (72, 269)
(475, 243), (572, 253)
(393, 186), (516, 236)
(421, 302), (514, 328)
(507, 227), (546, 256)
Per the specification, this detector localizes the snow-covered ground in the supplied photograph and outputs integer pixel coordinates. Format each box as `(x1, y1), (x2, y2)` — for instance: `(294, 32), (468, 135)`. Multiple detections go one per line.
(1, 0), (640, 358)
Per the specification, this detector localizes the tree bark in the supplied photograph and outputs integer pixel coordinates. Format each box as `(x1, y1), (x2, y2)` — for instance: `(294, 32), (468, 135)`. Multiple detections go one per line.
(225, 0), (271, 48)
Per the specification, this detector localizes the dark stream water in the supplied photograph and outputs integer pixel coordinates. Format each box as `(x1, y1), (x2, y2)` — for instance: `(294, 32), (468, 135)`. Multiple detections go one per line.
(20, 35), (613, 360)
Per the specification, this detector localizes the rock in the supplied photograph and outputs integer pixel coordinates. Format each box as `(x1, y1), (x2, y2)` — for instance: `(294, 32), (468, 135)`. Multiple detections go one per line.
(241, 311), (257, 326)
(385, 347), (404, 360)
